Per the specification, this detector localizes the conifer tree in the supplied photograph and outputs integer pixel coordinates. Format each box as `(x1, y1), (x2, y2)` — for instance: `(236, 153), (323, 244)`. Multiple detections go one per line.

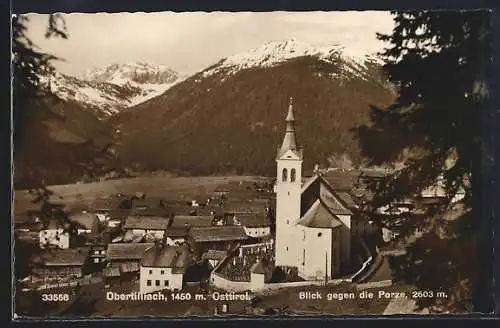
(357, 10), (493, 312)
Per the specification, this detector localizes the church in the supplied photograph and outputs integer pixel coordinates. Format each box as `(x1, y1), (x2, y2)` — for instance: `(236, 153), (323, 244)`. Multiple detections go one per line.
(273, 97), (353, 280)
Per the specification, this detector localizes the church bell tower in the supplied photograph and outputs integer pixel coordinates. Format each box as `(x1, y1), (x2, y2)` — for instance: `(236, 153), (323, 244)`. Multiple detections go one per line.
(274, 97), (303, 268)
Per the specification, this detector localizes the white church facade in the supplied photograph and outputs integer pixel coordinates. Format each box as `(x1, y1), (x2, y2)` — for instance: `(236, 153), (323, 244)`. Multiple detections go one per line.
(274, 98), (353, 280)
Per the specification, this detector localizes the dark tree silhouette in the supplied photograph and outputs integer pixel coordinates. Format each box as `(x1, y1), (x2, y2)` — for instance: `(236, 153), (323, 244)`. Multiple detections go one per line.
(13, 16), (116, 316)
(12, 14), (67, 148)
(357, 11), (493, 312)
(13, 14), (116, 212)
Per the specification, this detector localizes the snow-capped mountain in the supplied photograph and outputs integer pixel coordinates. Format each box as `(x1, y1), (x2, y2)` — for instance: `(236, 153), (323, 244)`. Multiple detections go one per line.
(201, 37), (380, 81)
(111, 38), (395, 175)
(40, 62), (187, 119)
(84, 62), (179, 85)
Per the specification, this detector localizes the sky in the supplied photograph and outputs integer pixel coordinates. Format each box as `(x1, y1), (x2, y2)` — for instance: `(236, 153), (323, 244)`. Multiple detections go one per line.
(23, 11), (395, 77)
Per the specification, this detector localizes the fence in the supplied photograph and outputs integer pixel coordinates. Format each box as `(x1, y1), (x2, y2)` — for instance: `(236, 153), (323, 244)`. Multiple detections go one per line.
(35, 275), (103, 291)
(211, 269), (353, 294)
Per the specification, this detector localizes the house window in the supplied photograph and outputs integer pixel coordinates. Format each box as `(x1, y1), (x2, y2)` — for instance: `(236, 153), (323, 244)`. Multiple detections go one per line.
(147, 280), (152, 286)
(164, 280), (169, 286)
(317, 232), (322, 237)
(303, 231), (306, 240)
(149, 269), (153, 275)
(155, 280), (160, 286)
(282, 168), (288, 182)
(290, 169), (296, 182)
(161, 270), (165, 274)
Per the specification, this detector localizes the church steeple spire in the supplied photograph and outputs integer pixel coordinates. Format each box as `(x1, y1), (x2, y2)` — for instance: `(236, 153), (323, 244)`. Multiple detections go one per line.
(278, 97), (300, 158)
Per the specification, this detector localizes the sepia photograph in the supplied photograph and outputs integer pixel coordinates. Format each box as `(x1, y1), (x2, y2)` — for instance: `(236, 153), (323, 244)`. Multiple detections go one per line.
(12, 10), (493, 318)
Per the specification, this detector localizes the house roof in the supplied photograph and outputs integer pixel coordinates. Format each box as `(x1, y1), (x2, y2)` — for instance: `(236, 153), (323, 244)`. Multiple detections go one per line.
(297, 199), (343, 229)
(235, 213), (270, 228)
(108, 208), (130, 220)
(69, 212), (98, 230)
(189, 226), (249, 243)
(130, 207), (171, 217)
(141, 245), (192, 273)
(201, 250), (227, 261)
(34, 247), (90, 266)
(91, 195), (127, 211)
(170, 215), (213, 228)
(168, 204), (216, 216)
(106, 243), (154, 260)
(123, 216), (170, 230)
(223, 202), (266, 214)
(131, 197), (166, 209)
(165, 227), (190, 238)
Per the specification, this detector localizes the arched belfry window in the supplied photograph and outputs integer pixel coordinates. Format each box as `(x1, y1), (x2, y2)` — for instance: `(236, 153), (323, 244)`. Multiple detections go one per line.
(290, 168), (296, 182)
(282, 168), (288, 182)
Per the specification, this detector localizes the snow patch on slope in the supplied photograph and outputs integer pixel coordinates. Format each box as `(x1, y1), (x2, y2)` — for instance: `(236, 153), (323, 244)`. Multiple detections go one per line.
(202, 37), (375, 79)
(39, 63), (187, 119)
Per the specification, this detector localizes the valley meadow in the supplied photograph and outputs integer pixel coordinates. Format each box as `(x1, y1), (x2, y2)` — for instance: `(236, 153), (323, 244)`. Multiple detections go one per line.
(13, 174), (270, 217)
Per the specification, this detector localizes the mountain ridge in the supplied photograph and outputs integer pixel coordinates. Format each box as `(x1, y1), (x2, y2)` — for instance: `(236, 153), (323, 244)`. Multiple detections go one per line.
(38, 62), (187, 120)
(111, 39), (395, 176)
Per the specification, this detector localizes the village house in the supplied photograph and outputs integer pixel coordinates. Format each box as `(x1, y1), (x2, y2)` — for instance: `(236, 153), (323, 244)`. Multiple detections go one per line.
(188, 226), (250, 257)
(139, 243), (193, 294)
(234, 213), (271, 238)
(131, 196), (167, 211)
(123, 216), (170, 242)
(223, 201), (267, 216)
(107, 208), (130, 229)
(91, 194), (131, 222)
(39, 217), (71, 249)
(130, 207), (171, 218)
(88, 244), (107, 264)
(68, 212), (100, 235)
(170, 203), (218, 216)
(105, 243), (155, 285)
(165, 215), (213, 245)
(31, 247), (90, 281)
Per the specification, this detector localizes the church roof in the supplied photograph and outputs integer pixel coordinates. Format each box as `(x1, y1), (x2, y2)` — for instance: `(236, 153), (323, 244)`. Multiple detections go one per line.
(297, 199), (343, 229)
(301, 174), (354, 215)
(277, 97), (302, 160)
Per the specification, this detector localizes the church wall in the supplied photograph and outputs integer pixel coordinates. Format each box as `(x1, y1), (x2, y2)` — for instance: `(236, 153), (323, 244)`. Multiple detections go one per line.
(330, 228), (341, 275)
(298, 227), (333, 279)
(336, 214), (352, 269)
